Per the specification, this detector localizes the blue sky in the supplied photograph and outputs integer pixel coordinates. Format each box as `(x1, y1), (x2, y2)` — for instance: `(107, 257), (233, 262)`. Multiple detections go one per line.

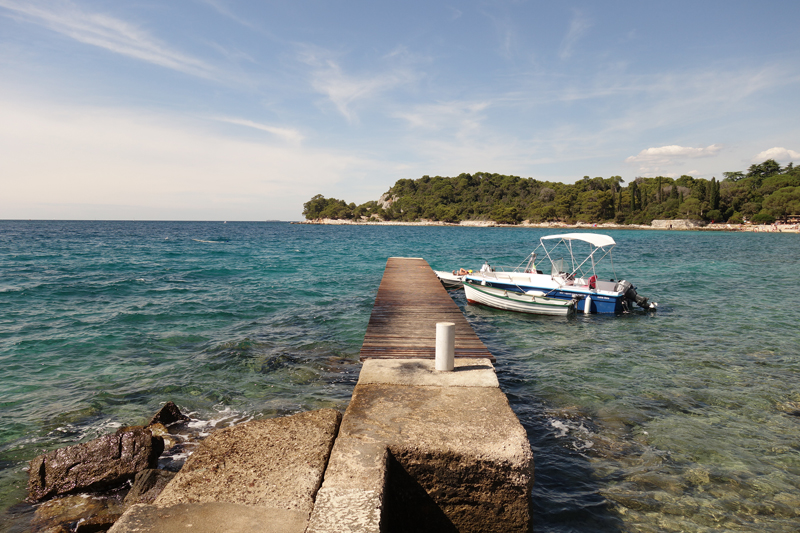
(1, 0), (799, 221)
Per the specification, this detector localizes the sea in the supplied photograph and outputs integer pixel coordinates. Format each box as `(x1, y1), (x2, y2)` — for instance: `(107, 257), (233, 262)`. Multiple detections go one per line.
(1, 220), (799, 532)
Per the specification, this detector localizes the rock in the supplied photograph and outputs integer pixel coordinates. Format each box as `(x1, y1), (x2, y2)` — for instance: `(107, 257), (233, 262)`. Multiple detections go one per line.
(74, 512), (124, 533)
(124, 469), (176, 505)
(31, 494), (126, 532)
(651, 219), (707, 229)
(27, 427), (164, 502)
(31, 495), (106, 529)
(776, 400), (800, 416)
(685, 466), (711, 486)
(38, 526), (72, 533)
(146, 423), (177, 449)
(148, 401), (190, 426)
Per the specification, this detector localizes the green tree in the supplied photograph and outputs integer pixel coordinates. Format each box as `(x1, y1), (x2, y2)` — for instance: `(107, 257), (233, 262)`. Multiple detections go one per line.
(709, 177), (720, 211)
(302, 194), (324, 219)
(723, 171), (745, 182)
(763, 186), (800, 220)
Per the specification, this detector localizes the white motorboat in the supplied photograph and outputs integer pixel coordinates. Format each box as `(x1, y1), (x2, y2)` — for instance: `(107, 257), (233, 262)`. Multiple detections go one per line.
(463, 279), (576, 316)
(434, 269), (470, 290)
(465, 233), (656, 314)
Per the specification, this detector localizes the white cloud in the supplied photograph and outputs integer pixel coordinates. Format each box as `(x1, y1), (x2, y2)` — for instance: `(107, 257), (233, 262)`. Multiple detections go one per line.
(622, 144), (723, 177)
(559, 9), (592, 60)
(625, 144), (722, 164)
(0, 96), (373, 220)
(213, 116), (305, 144)
(0, 0), (215, 78)
(752, 147), (800, 163)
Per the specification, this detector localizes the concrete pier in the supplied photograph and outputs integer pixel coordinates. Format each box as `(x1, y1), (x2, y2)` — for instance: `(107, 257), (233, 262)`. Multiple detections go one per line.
(110, 258), (533, 532)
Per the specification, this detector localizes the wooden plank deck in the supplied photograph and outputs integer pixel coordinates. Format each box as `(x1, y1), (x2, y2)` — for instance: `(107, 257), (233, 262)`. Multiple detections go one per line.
(359, 257), (495, 362)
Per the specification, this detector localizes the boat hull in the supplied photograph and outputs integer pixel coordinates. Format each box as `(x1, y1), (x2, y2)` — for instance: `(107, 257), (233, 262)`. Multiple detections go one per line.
(434, 270), (466, 289)
(465, 274), (624, 314)
(463, 282), (576, 316)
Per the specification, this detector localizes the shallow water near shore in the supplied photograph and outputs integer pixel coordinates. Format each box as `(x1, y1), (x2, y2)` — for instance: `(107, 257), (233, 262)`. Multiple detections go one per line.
(1, 221), (799, 531)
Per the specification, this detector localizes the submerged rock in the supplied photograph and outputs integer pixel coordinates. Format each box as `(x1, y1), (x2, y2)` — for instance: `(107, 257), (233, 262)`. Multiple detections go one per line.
(27, 427), (164, 502)
(31, 494), (126, 533)
(776, 400), (800, 417)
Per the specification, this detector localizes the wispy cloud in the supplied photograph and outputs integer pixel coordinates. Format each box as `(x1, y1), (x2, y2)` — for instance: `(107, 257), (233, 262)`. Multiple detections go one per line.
(0, 0), (215, 78)
(394, 100), (490, 138)
(198, 0), (256, 30)
(559, 9), (592, 60)
(298, 46), (418, 123)
(213, 116), (304, 144)
(752, 147), (800, 163)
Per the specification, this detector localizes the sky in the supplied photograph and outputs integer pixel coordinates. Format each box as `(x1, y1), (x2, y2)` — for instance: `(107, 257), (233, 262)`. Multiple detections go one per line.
(1, 1), (799, 221)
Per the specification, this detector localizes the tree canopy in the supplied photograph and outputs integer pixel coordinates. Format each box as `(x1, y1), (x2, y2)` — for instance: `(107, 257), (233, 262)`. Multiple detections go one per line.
(303, 160), (800, 225)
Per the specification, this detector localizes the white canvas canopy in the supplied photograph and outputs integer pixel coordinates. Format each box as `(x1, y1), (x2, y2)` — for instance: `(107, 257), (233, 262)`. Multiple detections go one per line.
(540, 233), (616, 248)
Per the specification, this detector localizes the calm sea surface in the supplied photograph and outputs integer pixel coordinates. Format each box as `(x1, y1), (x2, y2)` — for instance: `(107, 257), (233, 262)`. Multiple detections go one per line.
(1, 221), (799, 531)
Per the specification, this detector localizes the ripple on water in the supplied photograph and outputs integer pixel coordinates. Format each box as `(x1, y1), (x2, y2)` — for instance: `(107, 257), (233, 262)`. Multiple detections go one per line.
(1, 223), (799, 532)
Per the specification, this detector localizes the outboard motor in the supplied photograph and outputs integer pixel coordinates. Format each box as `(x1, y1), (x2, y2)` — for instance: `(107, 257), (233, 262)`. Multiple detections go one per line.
(615, 280), (656, 310)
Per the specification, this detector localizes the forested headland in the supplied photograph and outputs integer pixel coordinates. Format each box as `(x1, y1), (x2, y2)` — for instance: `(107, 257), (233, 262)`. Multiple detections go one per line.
(303, 159), (800, 225)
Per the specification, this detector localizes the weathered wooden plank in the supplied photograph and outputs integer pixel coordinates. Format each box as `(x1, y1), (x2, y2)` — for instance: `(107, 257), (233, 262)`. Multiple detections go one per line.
(359, 257), (494, 362)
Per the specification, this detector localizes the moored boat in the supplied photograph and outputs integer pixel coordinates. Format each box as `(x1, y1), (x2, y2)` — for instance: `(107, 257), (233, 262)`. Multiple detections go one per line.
(463, 279), (576, 315)
(434, 269), (470, 289)
(465, 233), (657, 314)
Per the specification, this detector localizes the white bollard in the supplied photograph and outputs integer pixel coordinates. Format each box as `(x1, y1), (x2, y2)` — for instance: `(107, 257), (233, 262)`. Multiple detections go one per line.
(584, 296), (592, 314)
(435, 322), (455, 371)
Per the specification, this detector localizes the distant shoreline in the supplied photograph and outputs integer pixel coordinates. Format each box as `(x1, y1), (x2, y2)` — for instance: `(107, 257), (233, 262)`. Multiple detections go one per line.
(293, 218), (799, 233)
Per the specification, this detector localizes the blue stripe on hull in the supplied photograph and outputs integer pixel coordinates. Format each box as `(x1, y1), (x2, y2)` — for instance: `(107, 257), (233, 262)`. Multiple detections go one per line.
(475, 280), (624, 314)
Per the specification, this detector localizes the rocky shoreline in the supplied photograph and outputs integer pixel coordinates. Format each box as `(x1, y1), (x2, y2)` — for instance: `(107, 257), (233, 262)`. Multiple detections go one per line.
(4, 402), (196, 533)
(293, 218), (800, 233)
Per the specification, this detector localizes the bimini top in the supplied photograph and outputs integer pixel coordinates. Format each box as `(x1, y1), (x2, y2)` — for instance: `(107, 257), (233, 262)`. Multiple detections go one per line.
(540, 233), (616, 248)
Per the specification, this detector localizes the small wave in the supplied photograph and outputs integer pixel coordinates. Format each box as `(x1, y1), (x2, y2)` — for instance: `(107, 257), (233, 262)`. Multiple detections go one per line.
(192, 238), (229, 244)
(184, 406), (253, 439)
(0, 286), (23, 293)
(548, 417), (597, 453)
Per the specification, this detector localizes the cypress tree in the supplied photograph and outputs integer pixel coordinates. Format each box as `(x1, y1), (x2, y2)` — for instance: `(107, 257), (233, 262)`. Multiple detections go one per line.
(710, 177), (720, 210)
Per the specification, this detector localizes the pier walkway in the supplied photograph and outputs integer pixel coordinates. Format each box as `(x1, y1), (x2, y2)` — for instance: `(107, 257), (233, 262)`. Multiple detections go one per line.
(110, 258), (533, 533)
(360, 257), (494, 362)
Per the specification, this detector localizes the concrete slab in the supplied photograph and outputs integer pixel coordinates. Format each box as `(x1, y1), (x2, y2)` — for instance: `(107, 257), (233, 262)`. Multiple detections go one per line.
(109, 502), (307, 533)
(308, 360), (533, 533)
(357, 358), (499, 388)
(110, 409), (341, 533)
(306, 488), (382, 533)
(154, 408), (341, 514)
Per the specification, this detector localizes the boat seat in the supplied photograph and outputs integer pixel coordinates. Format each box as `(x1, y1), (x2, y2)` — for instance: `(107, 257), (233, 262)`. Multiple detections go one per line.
(595, 280), (617, 292)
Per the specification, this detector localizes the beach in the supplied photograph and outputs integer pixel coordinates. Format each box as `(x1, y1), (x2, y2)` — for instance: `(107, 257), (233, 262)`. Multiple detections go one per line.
(296, 218), (800, 233)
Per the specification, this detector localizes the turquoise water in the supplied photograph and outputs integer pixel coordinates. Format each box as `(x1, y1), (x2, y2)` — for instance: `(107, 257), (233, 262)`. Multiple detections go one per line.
(1, 221), (799, 531)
